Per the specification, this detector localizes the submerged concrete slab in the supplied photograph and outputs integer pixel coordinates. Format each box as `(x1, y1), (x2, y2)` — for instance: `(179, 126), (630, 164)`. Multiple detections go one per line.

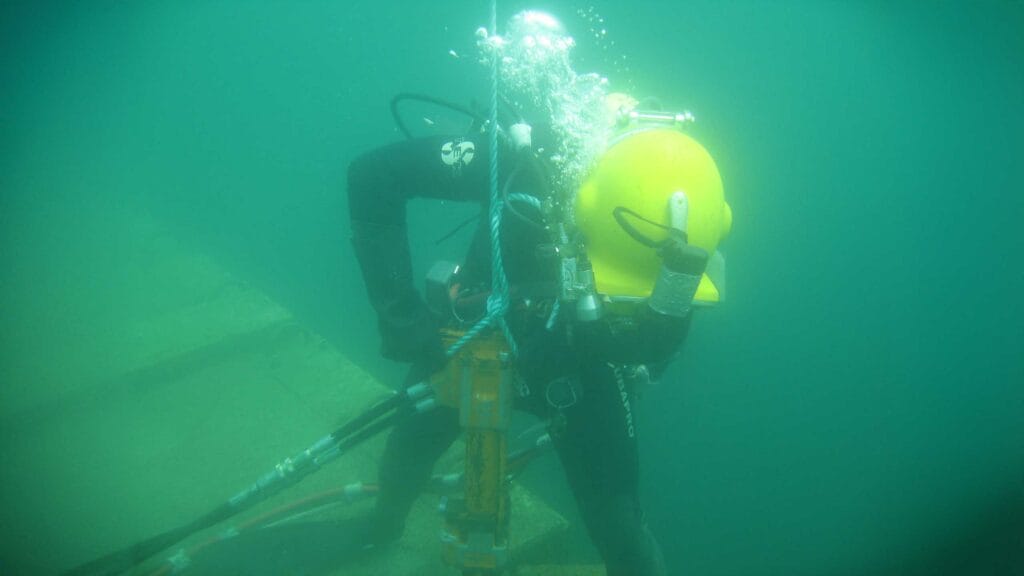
(0, 202), (569, 575)
(0, 202), (292, 424)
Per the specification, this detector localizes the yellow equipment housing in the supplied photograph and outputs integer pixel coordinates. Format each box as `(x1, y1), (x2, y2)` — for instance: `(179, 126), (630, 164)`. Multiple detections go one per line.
(575, 128), (732, 303)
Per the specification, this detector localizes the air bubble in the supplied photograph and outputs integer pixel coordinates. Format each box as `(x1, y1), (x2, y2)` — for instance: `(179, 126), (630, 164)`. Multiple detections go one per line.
(477, 9), (614, 196)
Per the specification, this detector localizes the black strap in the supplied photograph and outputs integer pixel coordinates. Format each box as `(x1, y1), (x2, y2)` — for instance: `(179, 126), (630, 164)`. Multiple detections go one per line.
(611, 206), (687, 248)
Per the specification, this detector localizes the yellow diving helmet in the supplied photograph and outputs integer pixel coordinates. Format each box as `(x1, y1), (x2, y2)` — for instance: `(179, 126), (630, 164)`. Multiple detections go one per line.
(575, 110), (732, 304)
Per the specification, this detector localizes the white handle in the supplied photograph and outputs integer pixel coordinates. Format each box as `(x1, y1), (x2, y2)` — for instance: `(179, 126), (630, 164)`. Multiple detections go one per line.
(668, 190), (688, 233)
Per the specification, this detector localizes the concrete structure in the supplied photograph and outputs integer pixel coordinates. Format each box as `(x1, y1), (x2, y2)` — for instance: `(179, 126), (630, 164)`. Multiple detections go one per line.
(0, 201), (573, 575)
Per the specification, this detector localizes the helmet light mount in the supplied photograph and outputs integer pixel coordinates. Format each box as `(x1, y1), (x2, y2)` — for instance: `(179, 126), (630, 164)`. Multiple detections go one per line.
(616, 108), (696, 130)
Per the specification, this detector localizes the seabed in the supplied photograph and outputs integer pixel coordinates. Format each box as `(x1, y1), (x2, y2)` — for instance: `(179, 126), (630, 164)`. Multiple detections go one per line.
(0, 202), (601, 575)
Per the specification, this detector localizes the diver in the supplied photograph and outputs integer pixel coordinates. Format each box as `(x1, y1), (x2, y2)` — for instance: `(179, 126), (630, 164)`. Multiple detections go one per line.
(345, 12), (731, 576)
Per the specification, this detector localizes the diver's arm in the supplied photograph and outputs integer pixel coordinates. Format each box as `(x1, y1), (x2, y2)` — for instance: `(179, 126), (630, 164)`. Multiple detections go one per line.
(632, 188), (710, 372)
(573, 237), (706, 371)
(637, 238), (708, 376)
(347, 135), (490, 369)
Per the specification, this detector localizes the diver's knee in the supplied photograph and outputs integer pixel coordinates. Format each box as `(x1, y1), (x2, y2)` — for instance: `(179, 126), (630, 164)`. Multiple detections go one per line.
(603, 525), (666, 576)
(593, 495), (667, 576)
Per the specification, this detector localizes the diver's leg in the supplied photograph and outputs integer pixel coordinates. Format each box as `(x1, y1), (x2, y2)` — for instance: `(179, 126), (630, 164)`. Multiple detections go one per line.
(370, 369), (460, 544)
(552, 361), (667, 576)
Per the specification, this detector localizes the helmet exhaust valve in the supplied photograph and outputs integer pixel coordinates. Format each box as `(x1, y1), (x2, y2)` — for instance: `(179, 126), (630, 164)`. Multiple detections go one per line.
(509, 123), (533, 151)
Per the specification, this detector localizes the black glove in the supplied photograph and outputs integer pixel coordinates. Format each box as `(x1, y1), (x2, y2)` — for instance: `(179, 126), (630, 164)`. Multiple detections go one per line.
(377, 298), (447, 373)
(659, 235), (708, 277)
(351, 220), (447, 372)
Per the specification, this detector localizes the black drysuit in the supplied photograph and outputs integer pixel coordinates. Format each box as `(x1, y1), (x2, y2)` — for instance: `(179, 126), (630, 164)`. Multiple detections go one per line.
(347, 133), (692, 576)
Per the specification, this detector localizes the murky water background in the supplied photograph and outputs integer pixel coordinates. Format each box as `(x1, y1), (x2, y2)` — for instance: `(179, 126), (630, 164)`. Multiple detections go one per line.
(2, 2), (1021, 575)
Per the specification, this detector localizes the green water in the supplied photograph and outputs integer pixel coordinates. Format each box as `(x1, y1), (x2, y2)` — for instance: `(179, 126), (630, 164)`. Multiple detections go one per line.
(2, 2), (1021, 575)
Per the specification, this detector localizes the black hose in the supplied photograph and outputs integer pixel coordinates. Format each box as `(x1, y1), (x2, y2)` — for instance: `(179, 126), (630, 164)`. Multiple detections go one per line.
(435, 212), (482, 245)
(330, 409), (403, 458)
(62, 392), (414, 576)
(502, 163), (547, 232)
(330, 391), (407, 445)
(62, 504), (236, 576)
(390, 91), (526, 143)
(390, 93), (487, 140)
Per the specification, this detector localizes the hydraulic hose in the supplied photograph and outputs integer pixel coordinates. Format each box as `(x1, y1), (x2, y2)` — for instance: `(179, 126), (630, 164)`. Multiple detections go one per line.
(62, 385), (430, 576)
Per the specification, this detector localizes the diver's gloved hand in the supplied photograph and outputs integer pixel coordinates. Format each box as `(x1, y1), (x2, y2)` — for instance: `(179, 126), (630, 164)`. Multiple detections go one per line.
(377, 298), (447, 373)
(659, 235), (708, 277)
(648, 236), (708, 319)
(351, 220), (447, 372)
